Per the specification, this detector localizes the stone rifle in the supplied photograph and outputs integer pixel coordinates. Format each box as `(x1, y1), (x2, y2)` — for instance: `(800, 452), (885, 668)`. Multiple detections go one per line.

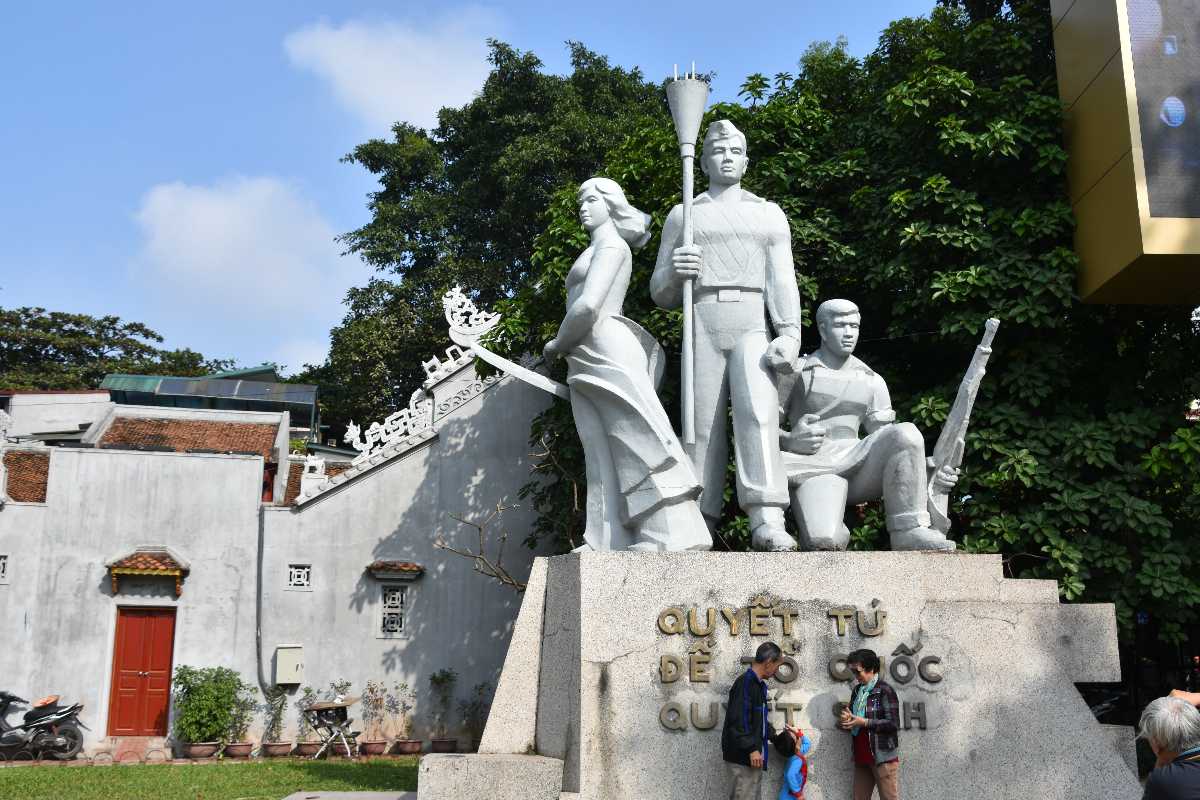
(927, 318), (1000, 533)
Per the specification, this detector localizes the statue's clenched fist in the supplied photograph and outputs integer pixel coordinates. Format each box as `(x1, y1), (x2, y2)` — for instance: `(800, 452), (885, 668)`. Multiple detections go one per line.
(671, 244), (702, 281)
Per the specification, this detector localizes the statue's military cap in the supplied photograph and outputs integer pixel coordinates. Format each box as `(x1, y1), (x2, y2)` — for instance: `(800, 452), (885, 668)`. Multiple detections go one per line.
(702, 119), (747, 150)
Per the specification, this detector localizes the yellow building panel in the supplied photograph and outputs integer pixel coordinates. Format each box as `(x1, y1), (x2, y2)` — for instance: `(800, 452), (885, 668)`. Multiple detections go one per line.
(1073, 152), (1144, 299)
(1054, 0), (1122, 108)
(1065, 53), (1132, 204)
(1050, 0), (1076, 28)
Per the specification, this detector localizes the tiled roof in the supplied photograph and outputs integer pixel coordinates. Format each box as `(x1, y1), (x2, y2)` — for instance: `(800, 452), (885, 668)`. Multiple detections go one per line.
(4, 450), (49, 503)
(284, 461), (351, 505)
(111, 550), (186, 573)
(99, 417), (279, 459)
(367, 560), (424, 574)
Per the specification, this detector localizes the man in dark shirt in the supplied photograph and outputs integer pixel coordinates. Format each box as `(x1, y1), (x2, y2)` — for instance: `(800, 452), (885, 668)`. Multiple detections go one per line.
(723, 641), (784, 800)
(1140, 696), (1200, 799)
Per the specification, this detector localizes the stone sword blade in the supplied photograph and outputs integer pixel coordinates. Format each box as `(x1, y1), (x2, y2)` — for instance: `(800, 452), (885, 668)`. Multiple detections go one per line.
(463, 339), (570, 401)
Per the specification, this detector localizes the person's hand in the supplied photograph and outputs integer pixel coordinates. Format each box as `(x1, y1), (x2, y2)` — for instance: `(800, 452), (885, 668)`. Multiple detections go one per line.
(838, 710), (867, 731)
(766, 335), (800, 375)
(931, 464), (960, 491)
(783, 414), (825, 456)
(672, 244), (702, 282)
(1169, 689), (1200, 707)
(543, 338), (562, 361)
(749, 751), (764, 768)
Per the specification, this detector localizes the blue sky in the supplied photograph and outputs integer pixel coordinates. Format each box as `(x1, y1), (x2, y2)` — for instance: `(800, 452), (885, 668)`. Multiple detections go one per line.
(0, 1), (936, 375)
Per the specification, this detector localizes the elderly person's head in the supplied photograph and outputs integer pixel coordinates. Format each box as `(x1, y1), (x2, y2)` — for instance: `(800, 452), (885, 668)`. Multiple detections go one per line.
(1139, 696), (1200, 757)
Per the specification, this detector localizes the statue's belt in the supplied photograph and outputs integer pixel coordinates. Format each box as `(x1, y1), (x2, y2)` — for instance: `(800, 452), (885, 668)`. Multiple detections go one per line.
(694, 287), (762, 303)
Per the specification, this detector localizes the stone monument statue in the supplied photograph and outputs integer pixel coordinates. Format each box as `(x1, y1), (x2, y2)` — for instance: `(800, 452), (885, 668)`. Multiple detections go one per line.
(780, 299), (966, 551)
(542, 178), (710, 552)
(651, 119), (803, 551)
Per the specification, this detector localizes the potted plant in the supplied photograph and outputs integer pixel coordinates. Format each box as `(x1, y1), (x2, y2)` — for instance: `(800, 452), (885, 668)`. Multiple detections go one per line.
(222, 679), (259, 758)
(458, 682), (492, 752)
(358, 680), (389, 755)
(259, 687), (293, 757)
(293, 685), (322, 757)
(171, 665), (253, 759)
(387, 681), (420, 755)
(429, 668), (458, 753)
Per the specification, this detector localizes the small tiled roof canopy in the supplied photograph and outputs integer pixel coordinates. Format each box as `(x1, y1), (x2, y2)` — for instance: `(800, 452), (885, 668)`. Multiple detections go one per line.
(100, 417), (278, 459)
(108, 548), (189, 597)
(4, 450), (49, 503)
(367, 560), (425, 581)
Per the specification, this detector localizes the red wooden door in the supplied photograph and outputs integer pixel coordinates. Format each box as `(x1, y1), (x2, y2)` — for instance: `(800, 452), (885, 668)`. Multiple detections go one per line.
(107, 608), (176, 736)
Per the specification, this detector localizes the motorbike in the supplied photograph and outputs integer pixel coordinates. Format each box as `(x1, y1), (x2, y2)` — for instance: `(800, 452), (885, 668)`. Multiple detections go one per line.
(0, 690), (85, 760)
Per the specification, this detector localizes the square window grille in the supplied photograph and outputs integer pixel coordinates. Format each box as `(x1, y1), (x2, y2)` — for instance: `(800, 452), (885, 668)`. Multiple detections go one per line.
(0, 554), (7, 584)
(287, 563), (312, 590)
(380, 585), (407, 636)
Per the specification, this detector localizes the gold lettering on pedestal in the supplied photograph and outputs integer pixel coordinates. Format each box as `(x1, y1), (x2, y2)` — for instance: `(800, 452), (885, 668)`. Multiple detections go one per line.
(660, 655), (683, 683)
(658, 607), (686, 635)
(688, 607), (716, 636)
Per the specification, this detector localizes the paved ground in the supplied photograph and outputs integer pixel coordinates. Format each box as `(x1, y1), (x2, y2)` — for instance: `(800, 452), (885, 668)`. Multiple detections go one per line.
(282, 793), (416, 800)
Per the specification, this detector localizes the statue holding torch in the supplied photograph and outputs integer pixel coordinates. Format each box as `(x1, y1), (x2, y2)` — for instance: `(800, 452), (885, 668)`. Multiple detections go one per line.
(653, 76), (804, 551)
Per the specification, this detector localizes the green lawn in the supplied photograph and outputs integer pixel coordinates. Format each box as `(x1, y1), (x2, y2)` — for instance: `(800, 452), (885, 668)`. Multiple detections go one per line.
(0, 756), (418, 800)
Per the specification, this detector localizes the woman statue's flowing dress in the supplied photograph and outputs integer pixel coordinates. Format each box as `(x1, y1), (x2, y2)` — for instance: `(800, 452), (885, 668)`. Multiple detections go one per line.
(558, 241), (711, 551)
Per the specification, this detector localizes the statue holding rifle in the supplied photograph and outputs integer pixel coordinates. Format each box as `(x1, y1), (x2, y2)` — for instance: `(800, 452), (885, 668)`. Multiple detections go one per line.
(779, 299), (998, 551)
(651, 118), (803, 551)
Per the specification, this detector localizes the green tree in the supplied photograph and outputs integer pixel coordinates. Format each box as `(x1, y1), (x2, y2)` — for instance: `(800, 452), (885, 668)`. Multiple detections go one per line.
(302, 41), (665, 438)
(491, 2), (1200, 640)
(0, 306), (232, 390)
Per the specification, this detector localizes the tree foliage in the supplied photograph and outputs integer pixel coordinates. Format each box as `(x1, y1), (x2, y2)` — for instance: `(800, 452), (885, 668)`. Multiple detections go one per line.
(302, 41), (665, 437)
(0, 306), (232, 390)
(489, 1), (1200, 640)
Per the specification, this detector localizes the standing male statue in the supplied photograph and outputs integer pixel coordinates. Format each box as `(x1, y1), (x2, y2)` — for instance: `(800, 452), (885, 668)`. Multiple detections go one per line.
(780, 299), (959, 551)
(651, 120), (803, 551)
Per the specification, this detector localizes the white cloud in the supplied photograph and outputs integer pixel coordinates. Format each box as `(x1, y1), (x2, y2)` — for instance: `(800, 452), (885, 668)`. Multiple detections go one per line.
(284, 10), (500, 132)
(133, 176), (360, 369)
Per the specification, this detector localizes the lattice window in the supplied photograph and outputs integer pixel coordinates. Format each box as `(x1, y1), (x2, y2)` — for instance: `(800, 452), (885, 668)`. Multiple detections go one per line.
(286, 563), (312, 590)
(380, 585), (408, 637)
(0, 554), (7, 584)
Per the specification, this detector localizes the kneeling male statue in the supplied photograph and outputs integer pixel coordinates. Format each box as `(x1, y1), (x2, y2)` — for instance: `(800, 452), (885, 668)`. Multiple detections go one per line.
(780, 299), (958, 551)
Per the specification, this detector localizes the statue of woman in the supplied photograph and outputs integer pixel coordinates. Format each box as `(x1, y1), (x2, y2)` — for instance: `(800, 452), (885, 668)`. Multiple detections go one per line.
(543, 178), (711, 551)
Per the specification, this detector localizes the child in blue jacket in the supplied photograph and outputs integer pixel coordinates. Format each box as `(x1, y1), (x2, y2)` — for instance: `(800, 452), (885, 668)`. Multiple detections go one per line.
(774, 726), (811, 800)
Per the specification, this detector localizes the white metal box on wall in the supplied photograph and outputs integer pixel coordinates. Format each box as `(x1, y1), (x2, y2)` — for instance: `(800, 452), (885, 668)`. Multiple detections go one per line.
(274, 644), (304, 685)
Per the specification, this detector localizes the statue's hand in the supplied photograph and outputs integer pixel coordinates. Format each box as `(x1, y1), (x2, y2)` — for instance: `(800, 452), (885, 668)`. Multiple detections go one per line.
(782, 413), (825, 455)
(543, 338), (562, 361)
(765, 335), (800, 375)
(671, 244), (702, 282)
(931, 464), (960, 491)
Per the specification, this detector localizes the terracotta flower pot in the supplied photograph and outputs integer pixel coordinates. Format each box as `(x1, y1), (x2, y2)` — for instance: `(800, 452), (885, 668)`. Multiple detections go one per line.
(391, 739), (422, 755)
(260, 742), (294, 757)
(183, 742), (220, 759)
(222, 742), (253, 758)
(430, 738), (458, 753)
(359, 739), (389, 756)
(293, 741), (323, 757)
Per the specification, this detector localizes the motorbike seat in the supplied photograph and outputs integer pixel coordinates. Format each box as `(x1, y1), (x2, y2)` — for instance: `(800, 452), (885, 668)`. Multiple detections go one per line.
(24, 704), (60, 723)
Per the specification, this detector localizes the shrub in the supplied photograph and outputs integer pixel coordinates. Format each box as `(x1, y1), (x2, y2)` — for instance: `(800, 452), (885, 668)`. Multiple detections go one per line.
(261, 686), (288, 743)
(458, 682), (493, 747)
(429, 669), (458, 738)
(171, 666), (256, 744)
(386, 681), (416, 739)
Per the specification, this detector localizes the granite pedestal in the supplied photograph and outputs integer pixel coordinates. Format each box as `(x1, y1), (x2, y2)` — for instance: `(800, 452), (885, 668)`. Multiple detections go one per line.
(418, 551), (1140, 800)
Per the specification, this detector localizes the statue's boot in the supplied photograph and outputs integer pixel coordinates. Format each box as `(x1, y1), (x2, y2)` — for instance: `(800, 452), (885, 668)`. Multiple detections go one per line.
(890, 525), (956, 551)
(748, 506), (797, 552)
